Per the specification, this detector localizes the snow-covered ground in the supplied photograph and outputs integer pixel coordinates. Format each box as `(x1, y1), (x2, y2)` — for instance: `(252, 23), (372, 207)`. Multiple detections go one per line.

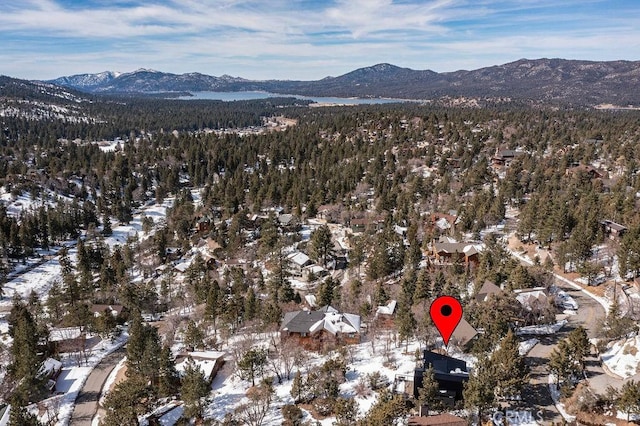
(0, 186), (73, 218)
(516, 320), (567, 336)
(548, 374), (577, 423)
(205, 333), (424, 425)
(601, 335), (640, 379)
(48, 331), (128, 426)
(0, 190), (198, 425)
(505, 240), (610, 314)
(518, 338), (539, 356)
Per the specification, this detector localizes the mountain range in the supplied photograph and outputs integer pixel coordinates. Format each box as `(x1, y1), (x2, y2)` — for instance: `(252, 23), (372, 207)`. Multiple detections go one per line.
(39, 58), (640, 106)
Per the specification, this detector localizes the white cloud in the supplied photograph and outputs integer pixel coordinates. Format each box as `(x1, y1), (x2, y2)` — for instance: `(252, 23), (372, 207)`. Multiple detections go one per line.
(0, 0), (639, 80)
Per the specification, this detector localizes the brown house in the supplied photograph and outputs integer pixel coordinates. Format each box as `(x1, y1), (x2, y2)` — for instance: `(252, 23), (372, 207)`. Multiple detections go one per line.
(196, 216), (212, 233)
(375, 300), (397, 328)
(492, 149), (524, 167)
(350, 217), (385, 233)
(280, 306), (361, 351)
(601, 220), (628, 240)
(429, 213), (458, 236)
(431, 241), (482, 267)
(566, 164), (604, 180)
(475, 280), (502, 302)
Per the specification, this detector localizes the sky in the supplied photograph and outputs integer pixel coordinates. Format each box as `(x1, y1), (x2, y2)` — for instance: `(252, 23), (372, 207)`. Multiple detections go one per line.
(1, 0), (639, 81)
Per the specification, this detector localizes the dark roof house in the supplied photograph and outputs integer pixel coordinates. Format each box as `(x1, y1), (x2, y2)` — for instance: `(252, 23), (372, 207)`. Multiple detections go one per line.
(413, 351), (469, 401)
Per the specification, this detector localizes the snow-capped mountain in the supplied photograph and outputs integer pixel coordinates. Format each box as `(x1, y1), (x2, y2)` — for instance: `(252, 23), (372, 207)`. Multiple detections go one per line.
(46, 58), (640, 105)
(49, 71), (122, 91)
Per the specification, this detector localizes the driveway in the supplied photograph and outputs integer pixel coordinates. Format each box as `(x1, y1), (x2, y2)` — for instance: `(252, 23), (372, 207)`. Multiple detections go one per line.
(70, 347), (126, 425)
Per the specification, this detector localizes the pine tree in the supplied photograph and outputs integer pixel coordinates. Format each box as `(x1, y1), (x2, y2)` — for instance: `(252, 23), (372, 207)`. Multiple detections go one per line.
(359, 388), (407, 426)
(310, 224), (333, 267)
(567, 326), (590, 374)
(59, 247), (81, 308)
(373, 281), (389, 306)
(414, 269), (432, 302)
(181, 357), (210, 420)
(102, 214), (113, 237)
(158, 344), (180, 397)
(317, 276), (337, 307)
(418, 366), (442, 413)
(333, 396), (358, 426)
(463, 355), (496, 422)
(549, 340), (574, 385)
(184, 319), (205, 351)
(491, 330), (529, 400)
(237, 348), (268, 386)
(8, 398), (41, 426)
(205, 280), (222, 328)
(244, 288), (258, 321)
(102, 376), (155, 426)
(290, 370), (305, 403)
(618, 380), (640, 421)
(8, 298), (43, 401)
(396, 296), (416, 351)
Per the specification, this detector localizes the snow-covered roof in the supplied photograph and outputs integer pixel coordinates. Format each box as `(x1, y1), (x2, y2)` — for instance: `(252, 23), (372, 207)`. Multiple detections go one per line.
(186, 351), (225, 360)
(309, 312), (360, 335)
(305, 294), (317, 307)
(435, 217), (452, 230)
(40, 358), (62, 376)
(303, 264), (326, 274)
(376, 300), (397, 316)
(287, 251), (311, 267)
(49, 327), (82, 342)
(281, 306), (360, 335)
(176, 356), (219, 380)
(516, 290), (548, 310)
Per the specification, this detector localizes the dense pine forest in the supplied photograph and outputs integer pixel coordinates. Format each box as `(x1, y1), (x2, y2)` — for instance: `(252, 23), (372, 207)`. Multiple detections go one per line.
(3, 86), (640, 424)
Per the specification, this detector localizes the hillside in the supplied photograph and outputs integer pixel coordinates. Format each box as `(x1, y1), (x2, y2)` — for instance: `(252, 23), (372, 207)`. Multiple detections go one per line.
(47, 58), (640, 105)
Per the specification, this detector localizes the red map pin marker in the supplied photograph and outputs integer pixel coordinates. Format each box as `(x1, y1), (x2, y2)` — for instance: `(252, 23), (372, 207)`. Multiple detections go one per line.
(430, 296), (463, 346)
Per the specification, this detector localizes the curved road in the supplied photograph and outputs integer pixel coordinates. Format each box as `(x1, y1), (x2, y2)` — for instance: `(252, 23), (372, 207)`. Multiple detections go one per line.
(522, 279), (608, 424)
(70, 347), (126, 425)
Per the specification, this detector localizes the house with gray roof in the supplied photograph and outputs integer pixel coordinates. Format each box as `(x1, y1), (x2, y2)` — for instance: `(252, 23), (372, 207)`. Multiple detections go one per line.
(280, 306), (361, 351)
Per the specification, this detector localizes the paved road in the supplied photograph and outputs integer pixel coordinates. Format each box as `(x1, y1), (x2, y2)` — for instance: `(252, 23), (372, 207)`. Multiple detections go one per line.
(521, 279), (610, 423)
(70, 347), (126, 426)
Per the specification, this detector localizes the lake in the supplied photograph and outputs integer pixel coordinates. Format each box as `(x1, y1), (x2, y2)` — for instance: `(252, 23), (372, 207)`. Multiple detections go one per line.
(178, 91), (415, 105)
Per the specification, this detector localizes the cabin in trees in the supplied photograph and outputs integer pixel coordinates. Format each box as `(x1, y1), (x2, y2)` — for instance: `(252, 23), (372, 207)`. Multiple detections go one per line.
(195, 215), (212, 233)
(89, 304), (123, 318)
(175, 351), (225, 385)
(349, 216), (385, 233)
(280, 306), (361, 351)
(565, 164), (604, 180)
(375, 300), (397, 328)
(429, 212), (458, 236)
(430, 240), (482, 268)
(316, 204), (342, 223)
(287, 251), (313, 276)
(412, 351), (469, 404)
(475, 280), (502, 302)
(492, 149), (524, 167)
(601, 220), (627, 240)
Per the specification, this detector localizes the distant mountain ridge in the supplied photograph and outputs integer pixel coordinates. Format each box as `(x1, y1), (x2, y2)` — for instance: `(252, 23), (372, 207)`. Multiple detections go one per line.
(47, 58), (640, 105)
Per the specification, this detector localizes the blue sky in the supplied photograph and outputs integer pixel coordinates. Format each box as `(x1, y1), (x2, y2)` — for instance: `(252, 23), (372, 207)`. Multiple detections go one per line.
(1, 0), (639, 80)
